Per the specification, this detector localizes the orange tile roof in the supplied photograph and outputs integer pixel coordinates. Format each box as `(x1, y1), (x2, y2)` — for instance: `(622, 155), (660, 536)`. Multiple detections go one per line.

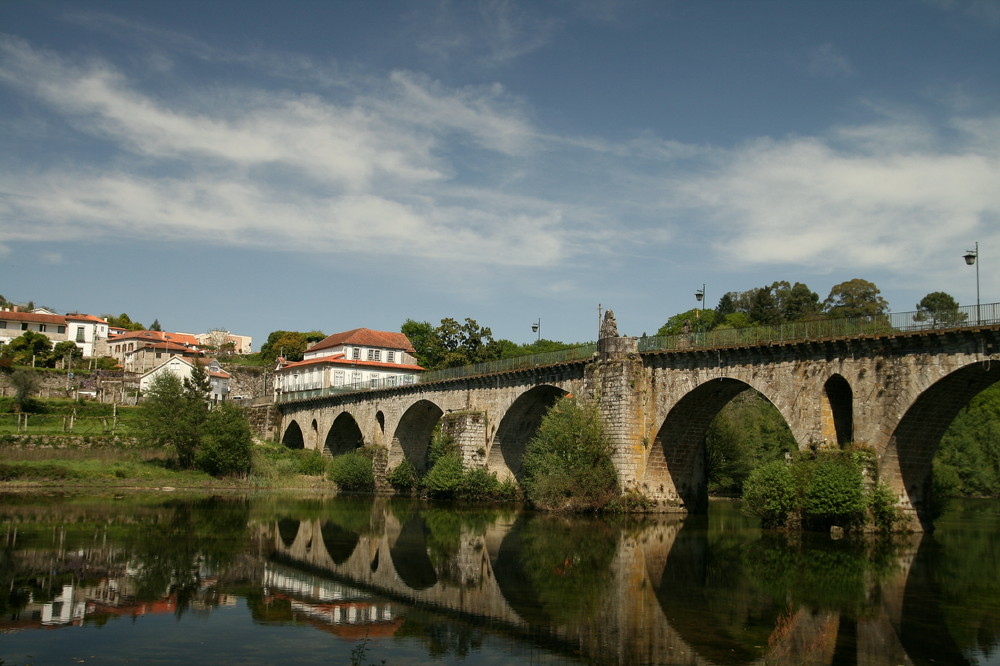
(0, 311), (66, 325)
(308, 328), (416, 354)
(65, 313), (108, 324)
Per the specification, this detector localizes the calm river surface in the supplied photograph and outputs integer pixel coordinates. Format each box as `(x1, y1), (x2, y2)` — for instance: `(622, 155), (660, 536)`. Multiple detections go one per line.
(1, 493), (998, 665)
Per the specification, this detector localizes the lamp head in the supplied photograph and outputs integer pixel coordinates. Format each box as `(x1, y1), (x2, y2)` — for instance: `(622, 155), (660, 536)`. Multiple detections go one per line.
(964, 250), (978, 266)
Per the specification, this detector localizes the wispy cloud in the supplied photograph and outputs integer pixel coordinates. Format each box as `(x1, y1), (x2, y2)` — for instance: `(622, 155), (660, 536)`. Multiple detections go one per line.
(805, 44), (853, 77)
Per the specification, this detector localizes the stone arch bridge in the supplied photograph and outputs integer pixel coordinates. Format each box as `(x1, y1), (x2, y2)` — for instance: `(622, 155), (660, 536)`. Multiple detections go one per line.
(277, 326), (1000, 529)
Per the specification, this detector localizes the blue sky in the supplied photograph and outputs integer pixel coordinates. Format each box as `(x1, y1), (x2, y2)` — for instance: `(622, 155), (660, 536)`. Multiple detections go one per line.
(2, 0), (999, 350)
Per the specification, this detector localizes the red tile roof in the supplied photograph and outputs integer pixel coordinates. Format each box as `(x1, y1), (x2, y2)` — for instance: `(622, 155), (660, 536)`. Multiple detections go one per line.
(0, 311), (66, 325)
(65, 313), (108, 324)
(307, 328), (416, 354)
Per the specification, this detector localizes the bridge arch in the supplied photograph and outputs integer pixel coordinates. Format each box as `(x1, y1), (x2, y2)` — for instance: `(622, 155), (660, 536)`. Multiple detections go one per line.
(281, 420), (305, 450)
(325, 411), (365, 455)
(488, 385), (568, 481)
(392, 399), (445, 471)
(646, 378), (792, 512)
(822, 374), (854, 446)
(882, 362), (1000, 526)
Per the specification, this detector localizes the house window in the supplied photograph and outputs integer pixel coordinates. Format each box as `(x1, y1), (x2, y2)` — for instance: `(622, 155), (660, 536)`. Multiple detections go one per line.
(21, 323), (28, 330)
(352, 347), (361, 360)
(387, 351), (395, 363)
(367, 349), (381, 361)
(351, 371), (362, 385)
(57, 326), (65, 334)
(76, 327), (86, 342)
(387, 375), (397, 386)
(0, 321), (5, 328)
(39, 325), (46, 332)
(334, 370), (344, 386)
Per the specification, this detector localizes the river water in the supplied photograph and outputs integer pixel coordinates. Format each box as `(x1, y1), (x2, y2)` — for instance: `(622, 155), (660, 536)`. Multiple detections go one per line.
(0, 493), (997, 665)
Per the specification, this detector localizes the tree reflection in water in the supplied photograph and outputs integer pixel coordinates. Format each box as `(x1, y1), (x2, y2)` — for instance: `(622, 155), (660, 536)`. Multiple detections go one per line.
(1, 495), (1000, 665)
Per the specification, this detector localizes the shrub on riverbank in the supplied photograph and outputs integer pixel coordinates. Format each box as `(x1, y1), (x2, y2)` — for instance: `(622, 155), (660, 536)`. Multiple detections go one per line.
(329, 450), (375, 491)
(521, 397), (619, 511)
(742, 448), (901, 532)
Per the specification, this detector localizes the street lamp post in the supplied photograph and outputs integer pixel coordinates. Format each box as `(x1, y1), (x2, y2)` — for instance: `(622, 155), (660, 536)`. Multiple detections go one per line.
(694, 284), (706, 319)
(963, 242), (980, 325)
(531, 318), (541, 342)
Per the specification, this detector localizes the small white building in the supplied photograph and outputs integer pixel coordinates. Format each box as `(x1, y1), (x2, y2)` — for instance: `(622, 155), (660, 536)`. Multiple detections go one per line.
(274, 328), (423, 401)
(140, 357), (232, 402)
(64, 313), (110, 358)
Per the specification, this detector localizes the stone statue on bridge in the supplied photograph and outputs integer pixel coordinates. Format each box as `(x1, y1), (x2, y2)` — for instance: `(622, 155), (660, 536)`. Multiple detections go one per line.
(600, 309), (619, 340)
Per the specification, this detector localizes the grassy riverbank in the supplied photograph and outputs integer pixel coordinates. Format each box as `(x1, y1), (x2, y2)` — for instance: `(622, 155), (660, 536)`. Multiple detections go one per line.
(0, 444), (337, 491)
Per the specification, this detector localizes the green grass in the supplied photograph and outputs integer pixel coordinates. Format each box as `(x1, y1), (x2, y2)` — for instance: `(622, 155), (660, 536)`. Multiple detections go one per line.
(0, 444), (337, 490)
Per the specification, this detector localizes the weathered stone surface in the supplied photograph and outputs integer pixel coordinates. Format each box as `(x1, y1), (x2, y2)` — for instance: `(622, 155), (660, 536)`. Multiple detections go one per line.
(277, 327), (1000, 529)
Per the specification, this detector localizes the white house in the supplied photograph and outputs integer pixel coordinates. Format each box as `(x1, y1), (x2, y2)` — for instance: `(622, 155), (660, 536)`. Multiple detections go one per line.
(140, 357), (232, 402)
(64, 313), (110, 358)
(0, 309), (67, 349)
(274, 328), (423, 400)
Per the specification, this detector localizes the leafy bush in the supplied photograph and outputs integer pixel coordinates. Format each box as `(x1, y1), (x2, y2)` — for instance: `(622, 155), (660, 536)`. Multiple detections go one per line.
(196, 403), (253, 477)
(802, 456), (865, 528)
(521, 397), (619, 511)
(329, 451), (375, 491)
(457, 467), (518, 501)
(423, 452), (464, 498)
(295, 449), (328, 476)
(742, 459), (797, 528)
(388, 458), (418, 491)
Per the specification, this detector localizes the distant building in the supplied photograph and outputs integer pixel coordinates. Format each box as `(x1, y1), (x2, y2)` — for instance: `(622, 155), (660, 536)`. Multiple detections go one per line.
(186, 329), (253, 354)
(0, 308), (68, 348)
(140, 357), (231, 402)
(64, 313), (110, 358)
(105, 330), (203, 373)
(274, 328), (423, 401)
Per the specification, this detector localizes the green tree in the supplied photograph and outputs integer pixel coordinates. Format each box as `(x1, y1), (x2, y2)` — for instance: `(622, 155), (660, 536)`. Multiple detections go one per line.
(822, 279), (889, 318)
(772, 281), (821, 321)
(915, 291), (967, 328)
(402, 318), (504, 370)
(260, 330), (310, 362)
(6, 331), (53, 365)
(656, 308), (718, 336)
(521, 397), (620, 511)
(150, 318), (162, 331)
(103, 313), (145, 331)
(8, 369), (41, 412)
(51, 341), (83, 367)
(196, 402), (254, 477)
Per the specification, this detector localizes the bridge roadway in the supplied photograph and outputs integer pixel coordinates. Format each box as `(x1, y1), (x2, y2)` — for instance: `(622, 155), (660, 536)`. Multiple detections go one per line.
(264, 500), (940, 665)
(277, 324), (1000, 529)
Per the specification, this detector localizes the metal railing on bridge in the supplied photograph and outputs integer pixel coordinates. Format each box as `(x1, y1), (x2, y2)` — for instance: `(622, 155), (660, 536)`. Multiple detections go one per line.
(638, 302), (1000, 353)
(275, 302), (998, 403)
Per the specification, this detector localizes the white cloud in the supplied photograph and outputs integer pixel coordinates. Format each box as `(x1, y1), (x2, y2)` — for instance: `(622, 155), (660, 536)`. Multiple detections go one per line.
(672, 117), (1000, 273)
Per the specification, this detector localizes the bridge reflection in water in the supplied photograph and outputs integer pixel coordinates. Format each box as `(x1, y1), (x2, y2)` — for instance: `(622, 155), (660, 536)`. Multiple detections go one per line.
(264, 499), (971, 666)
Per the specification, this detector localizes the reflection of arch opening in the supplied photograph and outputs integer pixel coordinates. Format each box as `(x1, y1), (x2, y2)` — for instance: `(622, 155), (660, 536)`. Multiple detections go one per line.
(823, 375), (853, 446)
(489, 385), (567, 480)
(393, 400), (444, 471)
(650, 520), (783, 664)
(887, 364), (1000, 527)
(389, 513), (437, 590)
(281, 421), (305, 450)
(325, 412), (364, 456)
(277, 519), (300, 547)
(649, 379), (786, 512)
(320, 521), (360, 564)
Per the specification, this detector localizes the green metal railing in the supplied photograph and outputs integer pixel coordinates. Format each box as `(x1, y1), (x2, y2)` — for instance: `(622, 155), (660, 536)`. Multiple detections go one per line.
(419, 344), (599, 384)
(277, 302), (998, 403)
(638, 302), (1000, 353)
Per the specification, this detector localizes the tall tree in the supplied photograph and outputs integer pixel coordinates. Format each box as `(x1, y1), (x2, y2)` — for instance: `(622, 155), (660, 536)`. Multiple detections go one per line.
(260, 330), (310, 362)
(915, 292), (967, 328)
(150, 318), (162, 331)
(823, 279), (889, 318)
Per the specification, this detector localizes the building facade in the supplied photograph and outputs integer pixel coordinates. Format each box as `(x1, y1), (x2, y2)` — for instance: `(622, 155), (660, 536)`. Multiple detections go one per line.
(274, 328), (423, 401)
